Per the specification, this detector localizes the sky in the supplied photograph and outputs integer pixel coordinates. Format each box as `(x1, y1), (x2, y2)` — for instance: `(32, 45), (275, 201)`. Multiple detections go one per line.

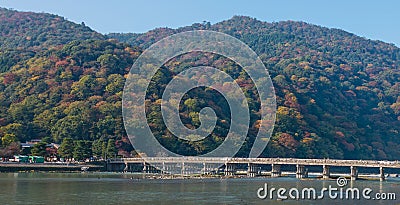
(0, 0), (399, 46)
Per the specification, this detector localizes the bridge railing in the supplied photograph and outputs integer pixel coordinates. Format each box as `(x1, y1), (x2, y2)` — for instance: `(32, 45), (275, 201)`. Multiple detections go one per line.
(107, 157), (400, 168)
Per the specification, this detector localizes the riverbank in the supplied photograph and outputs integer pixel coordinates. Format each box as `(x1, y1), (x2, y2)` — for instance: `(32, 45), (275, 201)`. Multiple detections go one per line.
(0, 162), (104, 172)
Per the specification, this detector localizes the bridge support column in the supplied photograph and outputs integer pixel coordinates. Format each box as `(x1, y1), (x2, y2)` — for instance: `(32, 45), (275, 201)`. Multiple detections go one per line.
(161, 162), (165, 174)
(202, 163), (206, 175)
(142, 162), (148, 174)
(124, 162), (129, 172)
(296, 164), (308, 179)
(350, 166), (358, 181)
(380, 167), (385, 181)
(181, 162), (185, 176)
(247, 163), (257, 177)
(322, 165), (330, 179)
(143, 163), (156, 174)
(225, 163), (235, 176)
(271, 164), (281, 177)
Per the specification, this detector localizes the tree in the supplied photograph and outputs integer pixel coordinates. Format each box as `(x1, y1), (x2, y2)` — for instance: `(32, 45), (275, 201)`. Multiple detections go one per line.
(102, 140), (107, 159)
(73, 140), (85, 161)
(73, 140), (92, 161)
(1, 133), (18, 147)
(106, 139), (117, 159)
(70, 75), (96, 99)
(31, 141), (47, 156)
(105, 74), (124, 94)
(184, 98), (198, 111)
(41, 137), (52, 144)
(82, 140), (92, 160)
(0, 142), (20, 158)
(58, 137), (74, 160)
(0, 123), (23, 142)
(92, 139), (103, 158)
(51, 115), (90, 142)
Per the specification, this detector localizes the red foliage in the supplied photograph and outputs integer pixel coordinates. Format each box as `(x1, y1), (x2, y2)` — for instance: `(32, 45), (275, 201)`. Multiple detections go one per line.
(55, 60), (69, 67)
(277, 133), (299, 151)
(3, 72), (16, 85)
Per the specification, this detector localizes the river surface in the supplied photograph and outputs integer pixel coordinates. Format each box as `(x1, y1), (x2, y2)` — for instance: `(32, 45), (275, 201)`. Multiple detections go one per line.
(0, 172), (399, 205)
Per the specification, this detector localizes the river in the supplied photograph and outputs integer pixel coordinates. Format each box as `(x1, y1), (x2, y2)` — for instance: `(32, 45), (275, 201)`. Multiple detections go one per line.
(0, 172), (399, 204)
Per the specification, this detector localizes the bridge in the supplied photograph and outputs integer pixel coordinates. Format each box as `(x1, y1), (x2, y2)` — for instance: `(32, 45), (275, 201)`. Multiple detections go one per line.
(107, 157), (400, 181)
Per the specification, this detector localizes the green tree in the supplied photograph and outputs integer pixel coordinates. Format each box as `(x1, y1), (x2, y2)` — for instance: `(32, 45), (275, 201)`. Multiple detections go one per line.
(41, 137), (52, 144)
(82, 140), (92, 160)
(51, 115), (90, 142)
(1, 133), (18, 147)
(58, 137), (74, 160)
(101, 140), (107, 159)
(184, 98), (198, 111)
(92, 139), (103, 158)
(70, 75), (96, 99)
(31, 141), (47, 156)
(73, 140), (85, 161)
(0, 123), (23, 142)
(73, 140), (92, 161)
(106, 139), (117, 159)
(105, 74), (124, 94)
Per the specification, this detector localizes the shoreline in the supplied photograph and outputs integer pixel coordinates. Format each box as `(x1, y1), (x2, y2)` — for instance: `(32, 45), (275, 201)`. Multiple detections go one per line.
(0, 162), (104, 172)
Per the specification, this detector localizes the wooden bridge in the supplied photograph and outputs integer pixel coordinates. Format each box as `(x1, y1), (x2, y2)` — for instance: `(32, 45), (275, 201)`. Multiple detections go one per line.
(107, 157), (400, 181)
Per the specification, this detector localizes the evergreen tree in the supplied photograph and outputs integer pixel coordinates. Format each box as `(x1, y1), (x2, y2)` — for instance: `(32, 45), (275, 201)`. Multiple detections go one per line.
(106, 139), (117, 159)
(58, 137), (74, 160)
(73, 140), (85, 161)
(92, 139), (103, 158)
(31, 141), (47, 156)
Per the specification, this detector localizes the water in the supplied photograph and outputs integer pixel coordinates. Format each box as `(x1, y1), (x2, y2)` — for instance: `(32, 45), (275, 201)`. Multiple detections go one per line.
(0, 172), (399, 205)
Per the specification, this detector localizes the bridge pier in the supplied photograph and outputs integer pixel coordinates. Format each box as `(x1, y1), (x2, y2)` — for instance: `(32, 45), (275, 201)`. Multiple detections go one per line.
(202, 163), (207, 175)
(350, 166), (358, 181)
(247, 163), (258, 177)
(271, 164), (281, 177)
(322, 165), (330, 179)
(143, 163), (157, 174)
(106, 158), (400, 179)
(202, 163), (214, 175)
(144, 163), (151, 174)
(224, 163), (235, 176)
(296, 164), (308, 179)
(380, 167), (385, 181)
(161, 162), (165, 174)
(181, 162), (185, 175)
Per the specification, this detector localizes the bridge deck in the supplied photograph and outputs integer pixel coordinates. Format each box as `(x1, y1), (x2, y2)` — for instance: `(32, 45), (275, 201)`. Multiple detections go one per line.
(108, 157), (400, 168)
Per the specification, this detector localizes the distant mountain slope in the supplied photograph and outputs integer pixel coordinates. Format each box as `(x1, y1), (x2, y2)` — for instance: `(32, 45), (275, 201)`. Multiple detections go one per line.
(109, 16), (400, 159)
(0, 8), (105, 73)
(0, 8), (104, 49)
(0, 10), (399, 160)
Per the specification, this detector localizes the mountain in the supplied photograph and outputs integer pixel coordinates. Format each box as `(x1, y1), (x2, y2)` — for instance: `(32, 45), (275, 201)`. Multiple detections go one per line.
(0, 8), (134, 158)
(110, 16), (400, 159)
(0, 8), (104, 49)
(0, 8), (105, 73)
(0, 9), (399, 160)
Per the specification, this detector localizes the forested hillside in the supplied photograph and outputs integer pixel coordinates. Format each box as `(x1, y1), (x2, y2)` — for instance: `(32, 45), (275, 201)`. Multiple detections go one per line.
(0, 8), (105, 73)
(110, 16), (400, 160)
(0, 8), (399, 160)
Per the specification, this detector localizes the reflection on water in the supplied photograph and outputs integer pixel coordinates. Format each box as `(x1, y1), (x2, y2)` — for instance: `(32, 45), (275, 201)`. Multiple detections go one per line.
(0, 173), (398, 205)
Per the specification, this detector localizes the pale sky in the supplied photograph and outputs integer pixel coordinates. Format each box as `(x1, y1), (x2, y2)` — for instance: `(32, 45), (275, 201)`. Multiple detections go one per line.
(1, 0), (399, 46)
